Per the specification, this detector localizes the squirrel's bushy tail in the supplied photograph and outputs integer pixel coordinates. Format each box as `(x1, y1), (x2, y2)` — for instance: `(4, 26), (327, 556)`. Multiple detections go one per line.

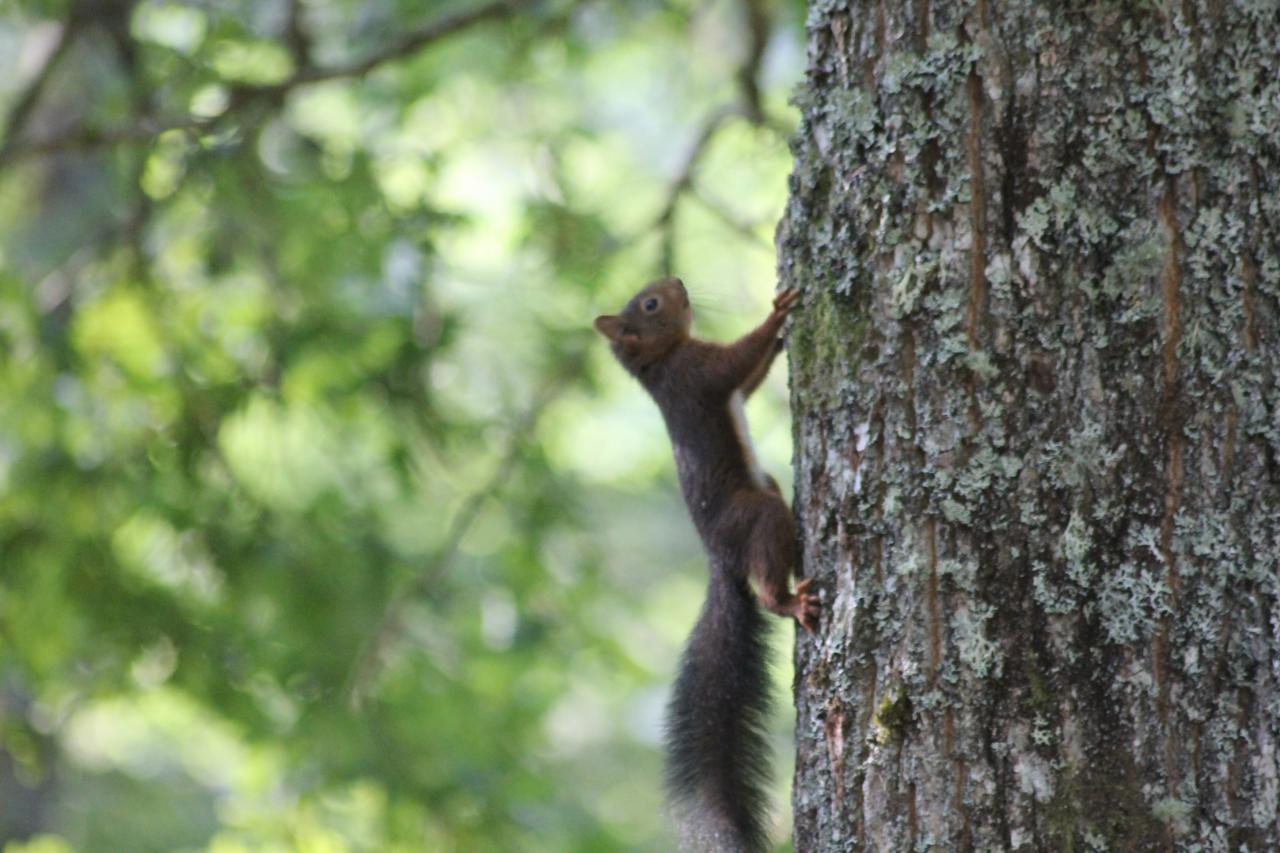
(664, 572), (772, 853)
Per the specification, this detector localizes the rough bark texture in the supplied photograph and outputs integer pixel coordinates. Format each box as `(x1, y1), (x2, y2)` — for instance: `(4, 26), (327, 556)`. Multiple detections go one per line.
(779, 2), (1280, 850)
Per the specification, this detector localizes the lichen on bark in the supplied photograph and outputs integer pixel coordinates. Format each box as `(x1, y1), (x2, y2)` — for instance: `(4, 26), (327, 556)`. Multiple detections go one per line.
(781, 1), (1280, 849)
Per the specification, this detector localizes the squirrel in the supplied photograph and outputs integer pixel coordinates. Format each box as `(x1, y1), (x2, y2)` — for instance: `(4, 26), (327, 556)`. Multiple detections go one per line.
(594, 276), (819, 853)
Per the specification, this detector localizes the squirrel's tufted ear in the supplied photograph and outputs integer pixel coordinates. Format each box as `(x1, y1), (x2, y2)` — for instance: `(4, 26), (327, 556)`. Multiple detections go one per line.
(594, 315), (626, 341)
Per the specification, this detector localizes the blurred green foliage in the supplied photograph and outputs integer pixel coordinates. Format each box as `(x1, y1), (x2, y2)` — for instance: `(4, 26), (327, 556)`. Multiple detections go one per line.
(0, 0), (803, 849)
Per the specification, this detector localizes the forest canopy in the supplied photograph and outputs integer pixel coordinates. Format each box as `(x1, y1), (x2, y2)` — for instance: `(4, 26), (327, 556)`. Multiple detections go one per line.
(0, 0), (806, 850)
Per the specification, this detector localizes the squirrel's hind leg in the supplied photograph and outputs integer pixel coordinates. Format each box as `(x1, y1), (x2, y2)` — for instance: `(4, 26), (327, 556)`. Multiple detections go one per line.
(746, 496), (820, 632)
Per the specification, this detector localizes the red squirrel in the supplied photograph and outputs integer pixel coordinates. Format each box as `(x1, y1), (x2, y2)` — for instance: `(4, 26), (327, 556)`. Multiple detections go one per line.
(594, 277), (819, 853)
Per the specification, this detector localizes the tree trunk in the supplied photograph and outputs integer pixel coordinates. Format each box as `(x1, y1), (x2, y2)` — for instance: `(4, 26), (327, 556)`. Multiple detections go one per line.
(779, 1), (1279, 849)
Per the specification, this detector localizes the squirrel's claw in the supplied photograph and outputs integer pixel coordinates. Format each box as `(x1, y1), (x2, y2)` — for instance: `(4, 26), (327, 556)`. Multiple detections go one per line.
(791, 577), (821, 633)
(772, 288), (800, 315)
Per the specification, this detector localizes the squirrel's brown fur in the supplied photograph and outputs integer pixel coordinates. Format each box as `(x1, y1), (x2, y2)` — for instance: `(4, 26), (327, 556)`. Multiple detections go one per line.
(595, 277), (818, 852)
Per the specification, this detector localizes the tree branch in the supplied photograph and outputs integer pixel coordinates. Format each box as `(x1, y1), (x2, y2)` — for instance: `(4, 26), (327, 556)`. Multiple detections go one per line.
(736, 0), (771, 125)
(645, 0), (779, 274)
(0, 18), (82, 161)
(689, 185), (773, 251)
(287, 0), (527, 86)
(2, 0), (532, 164)
(345, 349), (586, 709)
(653, 103), (741, 274)
(282, 0), (314, 68)
(2, 119), (206, 162)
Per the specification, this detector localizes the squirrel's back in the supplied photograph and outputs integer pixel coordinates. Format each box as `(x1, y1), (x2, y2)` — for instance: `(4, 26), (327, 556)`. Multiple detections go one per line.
(646, 343), (766, 532)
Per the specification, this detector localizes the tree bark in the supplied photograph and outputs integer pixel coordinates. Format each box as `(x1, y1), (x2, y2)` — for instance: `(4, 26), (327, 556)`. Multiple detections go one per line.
(779, 1), (1280, 849)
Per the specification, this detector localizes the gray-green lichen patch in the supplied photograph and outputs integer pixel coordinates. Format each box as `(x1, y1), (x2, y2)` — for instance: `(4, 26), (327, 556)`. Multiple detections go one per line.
(1150, 796), (1192, 835)
(952, 600), (1000, 679)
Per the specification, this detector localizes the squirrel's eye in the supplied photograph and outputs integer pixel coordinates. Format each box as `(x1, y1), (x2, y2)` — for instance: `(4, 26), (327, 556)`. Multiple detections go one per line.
(643, 297), (660, 312)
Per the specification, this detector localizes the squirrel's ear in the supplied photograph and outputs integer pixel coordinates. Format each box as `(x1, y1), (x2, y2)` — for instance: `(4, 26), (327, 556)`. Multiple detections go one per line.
(594, 315), (624, 341)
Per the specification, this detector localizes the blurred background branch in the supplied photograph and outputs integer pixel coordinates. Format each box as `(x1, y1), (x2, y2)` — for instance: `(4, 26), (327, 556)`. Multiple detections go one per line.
(649, 0), (784, 274)
(347, 348), (588, 710)
(0, 14), (80, 162)
(1, 0), (536, 164)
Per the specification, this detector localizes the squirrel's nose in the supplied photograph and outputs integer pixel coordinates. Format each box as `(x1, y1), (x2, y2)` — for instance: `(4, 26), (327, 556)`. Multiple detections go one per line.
(669, 278), (689, 306)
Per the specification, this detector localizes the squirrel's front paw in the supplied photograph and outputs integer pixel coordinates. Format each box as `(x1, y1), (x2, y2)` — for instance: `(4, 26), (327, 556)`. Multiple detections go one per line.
(772, 288), (800, 316)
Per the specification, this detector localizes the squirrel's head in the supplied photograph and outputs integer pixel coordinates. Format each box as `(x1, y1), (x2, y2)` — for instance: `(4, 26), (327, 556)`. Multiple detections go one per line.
(594, 277), (692, 370)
